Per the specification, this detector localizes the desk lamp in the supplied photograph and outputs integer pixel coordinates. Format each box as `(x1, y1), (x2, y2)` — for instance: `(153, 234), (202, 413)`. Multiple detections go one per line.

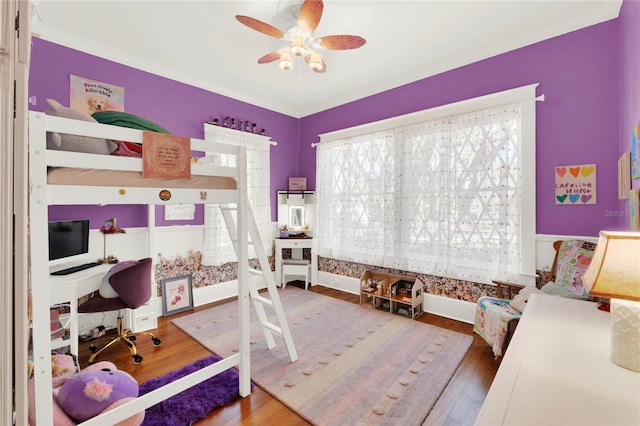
(583, 231), (640, 372)
(99, 217), (125, 264)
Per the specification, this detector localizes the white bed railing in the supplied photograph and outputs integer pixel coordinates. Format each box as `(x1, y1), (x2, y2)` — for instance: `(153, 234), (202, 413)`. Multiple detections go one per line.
(27, 111), (251, 425)
(41, 113), (239, 176)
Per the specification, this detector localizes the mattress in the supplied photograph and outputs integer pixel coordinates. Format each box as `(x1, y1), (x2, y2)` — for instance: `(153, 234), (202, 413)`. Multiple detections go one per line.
(47, 167), (237, 190)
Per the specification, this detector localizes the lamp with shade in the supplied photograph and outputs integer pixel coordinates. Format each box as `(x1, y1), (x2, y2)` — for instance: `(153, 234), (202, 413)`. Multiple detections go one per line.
(583, 231), (640, 372)
(99, 217), (125, 264)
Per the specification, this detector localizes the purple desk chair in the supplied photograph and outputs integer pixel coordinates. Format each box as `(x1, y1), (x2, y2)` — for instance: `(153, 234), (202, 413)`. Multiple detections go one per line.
(79, 257), (161, 364)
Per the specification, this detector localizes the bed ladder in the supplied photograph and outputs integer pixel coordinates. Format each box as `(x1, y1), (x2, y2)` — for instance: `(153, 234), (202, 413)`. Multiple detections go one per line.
(220, 203), (298, 362)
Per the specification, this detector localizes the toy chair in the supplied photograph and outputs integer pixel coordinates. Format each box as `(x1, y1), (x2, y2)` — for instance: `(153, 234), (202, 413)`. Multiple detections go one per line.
(282, 258), (310, 290)
(473, 240), (597, 358)
(79, 257), (161, 364)
(281, 245), (311, 290)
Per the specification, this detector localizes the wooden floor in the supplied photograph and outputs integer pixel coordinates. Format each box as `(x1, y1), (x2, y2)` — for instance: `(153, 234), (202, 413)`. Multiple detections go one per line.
(78, 285), (500, 425)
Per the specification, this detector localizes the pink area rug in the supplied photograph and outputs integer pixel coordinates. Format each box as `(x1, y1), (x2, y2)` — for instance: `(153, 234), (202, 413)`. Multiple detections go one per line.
(172, 287), (472, 425)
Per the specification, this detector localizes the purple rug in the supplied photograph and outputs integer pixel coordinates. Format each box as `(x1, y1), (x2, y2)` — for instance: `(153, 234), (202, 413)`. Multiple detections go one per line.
(138, 355), (240, 426)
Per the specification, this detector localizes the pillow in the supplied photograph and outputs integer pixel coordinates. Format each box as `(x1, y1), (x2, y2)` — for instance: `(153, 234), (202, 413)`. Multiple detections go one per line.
(553, 240), (597, 298)
(541, 282), (591, 300)
(508, 284), (541, 312)
(44, 99), (117, 155)
(111, 140), (142, 158)
(509, 293), (527, 312)
(99, 260), (139, 298)
(91, 110), (169, 133)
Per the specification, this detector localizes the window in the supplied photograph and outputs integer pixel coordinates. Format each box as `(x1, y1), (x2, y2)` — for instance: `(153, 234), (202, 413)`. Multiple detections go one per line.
(316, 85), (537, 284)
(202, 128), (272, 265)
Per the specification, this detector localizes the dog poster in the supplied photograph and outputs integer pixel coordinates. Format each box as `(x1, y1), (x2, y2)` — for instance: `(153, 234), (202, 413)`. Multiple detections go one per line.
(70, 75), (125, 115)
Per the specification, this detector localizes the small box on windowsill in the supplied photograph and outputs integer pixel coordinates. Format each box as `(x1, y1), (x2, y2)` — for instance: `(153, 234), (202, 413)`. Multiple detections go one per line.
(288, 177), (307, 191)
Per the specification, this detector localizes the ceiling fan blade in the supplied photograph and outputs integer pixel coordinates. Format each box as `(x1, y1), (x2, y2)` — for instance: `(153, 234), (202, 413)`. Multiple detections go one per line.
(298, 0), (324, 34)
(258, 50), (286, 64)
(316, 35), (366, 50)
(236, 15), (285, 39)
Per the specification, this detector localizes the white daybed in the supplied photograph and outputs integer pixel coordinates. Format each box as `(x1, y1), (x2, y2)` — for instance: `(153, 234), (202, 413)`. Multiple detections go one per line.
(28, 111), (254, 425)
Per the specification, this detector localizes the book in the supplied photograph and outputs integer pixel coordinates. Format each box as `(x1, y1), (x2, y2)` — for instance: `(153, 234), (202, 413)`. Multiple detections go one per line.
(50, 308), (65, 339)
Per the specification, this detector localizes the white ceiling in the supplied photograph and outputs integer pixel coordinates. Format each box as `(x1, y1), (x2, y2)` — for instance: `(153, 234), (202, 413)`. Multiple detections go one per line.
(31, 0), (621, 118)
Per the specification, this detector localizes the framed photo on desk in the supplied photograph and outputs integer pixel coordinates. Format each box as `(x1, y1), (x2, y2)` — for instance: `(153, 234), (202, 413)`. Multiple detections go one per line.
(161, 275), (193, 316)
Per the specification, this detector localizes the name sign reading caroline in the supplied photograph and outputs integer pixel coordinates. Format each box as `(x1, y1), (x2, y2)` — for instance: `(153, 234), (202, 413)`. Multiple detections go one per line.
(142, 132), (191, 179)
(554, 163), (596, 205)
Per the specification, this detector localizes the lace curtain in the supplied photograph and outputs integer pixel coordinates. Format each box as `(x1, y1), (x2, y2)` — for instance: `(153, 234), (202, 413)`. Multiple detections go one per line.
(202, 132), (271, 266)
(316, 101), (529, 284)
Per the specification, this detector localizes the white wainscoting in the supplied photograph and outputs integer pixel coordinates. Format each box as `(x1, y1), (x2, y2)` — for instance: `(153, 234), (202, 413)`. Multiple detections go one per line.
(80, 229), (598, 331)
(424, 294), (477, 324)
(318, 270), (477, 323)
(154, 280), (241, 320)
(315, 234), (599, 325)
(317, 271), (360, 295)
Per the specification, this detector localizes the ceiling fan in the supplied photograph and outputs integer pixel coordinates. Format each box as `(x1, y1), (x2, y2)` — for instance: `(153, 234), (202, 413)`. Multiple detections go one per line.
(236, 0), (366, 73)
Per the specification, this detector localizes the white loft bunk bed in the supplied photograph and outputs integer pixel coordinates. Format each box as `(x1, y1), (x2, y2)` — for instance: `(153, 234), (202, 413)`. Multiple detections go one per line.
(27, 111), (294, 425)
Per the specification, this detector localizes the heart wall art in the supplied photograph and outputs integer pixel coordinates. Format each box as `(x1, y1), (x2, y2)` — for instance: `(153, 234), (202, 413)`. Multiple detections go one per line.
(555, 164), (597, 205)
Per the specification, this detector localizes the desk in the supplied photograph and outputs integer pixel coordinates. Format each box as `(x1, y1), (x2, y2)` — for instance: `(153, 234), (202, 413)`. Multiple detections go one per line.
(274, 238), (316, 287)
(476, 294), (640, 425)
(49, 264), (110, 355)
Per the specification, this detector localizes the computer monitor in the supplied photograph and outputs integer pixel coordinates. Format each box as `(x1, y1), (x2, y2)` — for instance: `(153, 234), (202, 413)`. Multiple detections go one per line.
(48, 219), (90, 265)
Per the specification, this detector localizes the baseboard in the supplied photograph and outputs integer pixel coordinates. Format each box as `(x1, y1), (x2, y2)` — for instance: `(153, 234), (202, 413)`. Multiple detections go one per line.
(191, 280), (239, 308)
(423, 294), (476, 324)
(317, 271), (477, 324)
(317, 271), (360, 295)
(156, 278), (269, 317)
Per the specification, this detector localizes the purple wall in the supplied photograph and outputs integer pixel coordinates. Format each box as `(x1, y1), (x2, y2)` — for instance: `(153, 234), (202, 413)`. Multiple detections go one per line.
(32, 10), (628, 237)
(618, 0), (640, 230)
(300, 19), (621, 238)
(29, 38), (300, 228)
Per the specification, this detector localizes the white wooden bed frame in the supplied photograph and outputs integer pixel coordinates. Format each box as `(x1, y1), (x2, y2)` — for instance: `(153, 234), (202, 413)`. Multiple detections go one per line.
(28, 111), (253, 425)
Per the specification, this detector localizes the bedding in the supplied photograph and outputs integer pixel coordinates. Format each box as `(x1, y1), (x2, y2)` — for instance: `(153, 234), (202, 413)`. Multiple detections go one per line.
(92, 110), (170, 133)
(473, 296), (521, 357)
(47, 167), (236, 190)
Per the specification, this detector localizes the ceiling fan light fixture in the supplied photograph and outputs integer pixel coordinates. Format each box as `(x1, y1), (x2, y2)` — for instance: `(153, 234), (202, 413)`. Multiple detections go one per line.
(279, 49), (294, 70)
(238, 0), (365, 74)
(290, 36), (306, 56)
(308, 52), (323, 72)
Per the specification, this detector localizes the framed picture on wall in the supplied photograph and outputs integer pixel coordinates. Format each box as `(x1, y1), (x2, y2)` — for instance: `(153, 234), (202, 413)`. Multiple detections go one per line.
(631, 123), (639, 180)
(161, 275), (194, 316)
(619, 152), (631, 199)
(631, 189), (639, 230)
(554, 164), (596, 205)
